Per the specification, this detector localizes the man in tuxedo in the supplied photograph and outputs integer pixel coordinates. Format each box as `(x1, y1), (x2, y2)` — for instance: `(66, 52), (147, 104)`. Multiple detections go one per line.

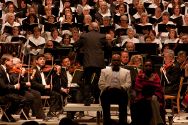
(98, 54), (131, 125)
(0, 54), (29, 122)
(74, 22), (111, 105)
(31, 54), (62, 118)
(160, 49), (181, 95)
(10, 57), (46, 120)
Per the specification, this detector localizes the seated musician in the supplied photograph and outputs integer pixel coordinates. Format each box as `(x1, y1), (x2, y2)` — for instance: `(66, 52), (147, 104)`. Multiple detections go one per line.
(0, 54), (30, 122)
(9, 57), (47, 120)
(131, 59), (165, 125)
(52, 56), (83, 119)
(160, 49), (181, 95)
(30, 54), (63, 117)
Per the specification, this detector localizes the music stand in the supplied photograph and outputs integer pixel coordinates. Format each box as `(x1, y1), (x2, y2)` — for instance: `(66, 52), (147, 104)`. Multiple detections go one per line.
(44, 47), (73, 61)
(0, 42), (22, 57)
(111, 47), (124, 55)
(174, 43), (188, 56)
(135, 43), (159, 55)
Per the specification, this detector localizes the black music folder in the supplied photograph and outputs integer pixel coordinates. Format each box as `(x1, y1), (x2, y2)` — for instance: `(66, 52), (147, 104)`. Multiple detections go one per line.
(3, 26), (13, 34)
(177, 26), (188, 35)
(77, 24), (89, 33)
(174, 44), (188, 55)
(135, 24), (153, 34)
(134, 18), (141, 24)
(146, 55), (164, 64)
(100, 25), (114, 34)
(158, 23), (176, 32)
(144, 2), (152, 8)
(61, 23), (75, 30)
(149, 17), (162, 24)
(146, 7), (155, 15)
(52, 41), (61, 48)
(44, 22), (60, 32)
(170, 16), (183, 26)
(11, 36), (27, 43)
(115, 28), (128, 37)
(135, 43), (159, 55)
(22, 23), (39, 33)
(28, 40), (45, 49)
(44, 47), (73, 60)
(111, 47), (124, 55)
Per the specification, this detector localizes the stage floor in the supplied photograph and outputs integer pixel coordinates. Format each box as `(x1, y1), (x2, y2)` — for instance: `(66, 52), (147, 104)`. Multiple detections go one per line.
(0, 111), (188, 125)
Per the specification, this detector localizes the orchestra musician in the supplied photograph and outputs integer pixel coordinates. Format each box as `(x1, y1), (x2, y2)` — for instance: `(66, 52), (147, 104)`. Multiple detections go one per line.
(0, 54), (30, 122)
(9, 57), (46, 120)
(30, 54), (62, 118)
(160, 49), (181, 95)
(52, 56), (83, 119)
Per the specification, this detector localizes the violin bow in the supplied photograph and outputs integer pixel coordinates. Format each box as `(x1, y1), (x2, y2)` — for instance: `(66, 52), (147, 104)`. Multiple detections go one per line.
(17, 43), (25, 85)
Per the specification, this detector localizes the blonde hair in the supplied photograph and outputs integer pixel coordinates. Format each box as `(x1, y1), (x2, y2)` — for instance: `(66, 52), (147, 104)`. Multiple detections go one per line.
(128, 54), (143, 67)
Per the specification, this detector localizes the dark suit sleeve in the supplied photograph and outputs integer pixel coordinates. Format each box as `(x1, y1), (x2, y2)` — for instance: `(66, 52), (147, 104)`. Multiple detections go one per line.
(166, 66), (181, 85)
(10, 73), (28, 89)
(0, 72), (15, 91)
(52, 73), (61, 93)
(74, 35), (84, 48)
(100, 34), (112, 50)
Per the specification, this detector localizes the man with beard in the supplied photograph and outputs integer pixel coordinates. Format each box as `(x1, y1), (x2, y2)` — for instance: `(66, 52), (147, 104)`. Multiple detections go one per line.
(98, 54), (131, 125)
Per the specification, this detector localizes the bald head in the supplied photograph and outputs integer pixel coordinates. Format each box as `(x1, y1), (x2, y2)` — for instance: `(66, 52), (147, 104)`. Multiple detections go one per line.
(112, 54), (121, 60)
(89, 22), (99, 31)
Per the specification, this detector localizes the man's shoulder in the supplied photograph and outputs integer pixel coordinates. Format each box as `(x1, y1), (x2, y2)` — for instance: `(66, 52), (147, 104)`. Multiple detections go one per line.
(120, 67), (130, 73)
(102, 66), (111, 71)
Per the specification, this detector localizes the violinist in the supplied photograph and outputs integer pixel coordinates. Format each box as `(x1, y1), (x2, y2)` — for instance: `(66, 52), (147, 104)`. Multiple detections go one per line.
(9, 57), (46, 120)
(160, 49), (181, 95)
(52, 56), (83, 119)
(30, 54), (62, 118)
(0, 54), (30, 122)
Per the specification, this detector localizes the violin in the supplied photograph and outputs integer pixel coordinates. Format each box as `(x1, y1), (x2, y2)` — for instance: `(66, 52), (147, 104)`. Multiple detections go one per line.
(9, 67), (33, 74)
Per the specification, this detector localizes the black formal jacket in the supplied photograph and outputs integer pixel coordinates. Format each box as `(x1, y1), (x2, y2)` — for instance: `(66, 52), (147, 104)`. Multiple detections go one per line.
(162, 64), (181, 95)
(52, 67), (68, 94)
(0, 65), (15, 96)
(74, 31), (111, 69)
(31, 66), (50, 93)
